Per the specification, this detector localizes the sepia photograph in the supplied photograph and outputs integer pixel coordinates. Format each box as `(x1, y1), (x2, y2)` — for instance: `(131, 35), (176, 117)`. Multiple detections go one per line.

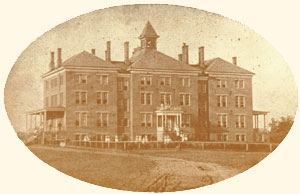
(1, 1), (299, 193)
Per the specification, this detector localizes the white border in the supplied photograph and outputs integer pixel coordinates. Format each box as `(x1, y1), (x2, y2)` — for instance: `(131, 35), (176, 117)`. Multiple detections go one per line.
(1, 1), (299, 194)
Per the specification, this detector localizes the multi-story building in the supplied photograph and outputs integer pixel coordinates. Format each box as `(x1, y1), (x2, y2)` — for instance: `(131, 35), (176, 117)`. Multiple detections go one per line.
(27, 21), (259, 142)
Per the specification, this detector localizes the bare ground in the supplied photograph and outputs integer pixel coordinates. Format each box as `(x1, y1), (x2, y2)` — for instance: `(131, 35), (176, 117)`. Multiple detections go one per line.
(28, 146), (261, 192)
(141, 157), (238, 192)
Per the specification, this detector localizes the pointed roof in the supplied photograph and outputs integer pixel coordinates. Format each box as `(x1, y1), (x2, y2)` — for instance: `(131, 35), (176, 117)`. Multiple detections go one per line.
(62, 51), (119, 69)
(204, 58), (254, 75)
(139, 21), (159, 39)
(129, 49), (200, 72)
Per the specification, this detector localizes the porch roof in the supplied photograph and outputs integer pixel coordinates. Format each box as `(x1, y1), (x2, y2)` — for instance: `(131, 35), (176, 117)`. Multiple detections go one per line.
(27, 107), (65, 115)
(253, 110), (269, 115)
(155, 105), (184, 113)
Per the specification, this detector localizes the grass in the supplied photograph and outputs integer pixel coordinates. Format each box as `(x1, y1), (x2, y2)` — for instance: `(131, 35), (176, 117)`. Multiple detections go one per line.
(130, 149), (270, 172)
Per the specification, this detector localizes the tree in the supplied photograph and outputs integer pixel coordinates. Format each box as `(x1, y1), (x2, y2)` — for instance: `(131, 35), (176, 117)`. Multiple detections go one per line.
(270, 116), (294, 143)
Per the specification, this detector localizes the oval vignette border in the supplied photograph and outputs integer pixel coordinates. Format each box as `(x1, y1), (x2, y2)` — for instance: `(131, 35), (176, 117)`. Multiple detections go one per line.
(1, 1), (300, 194)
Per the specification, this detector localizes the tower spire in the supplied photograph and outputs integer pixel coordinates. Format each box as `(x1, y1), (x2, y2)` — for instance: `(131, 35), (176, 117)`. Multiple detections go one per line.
(139, 21), (159, 49)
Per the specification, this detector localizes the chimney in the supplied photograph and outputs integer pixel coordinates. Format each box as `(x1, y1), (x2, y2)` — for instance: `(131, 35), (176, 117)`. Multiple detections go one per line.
(105, 41), (111, 62)
(49, 52), (55, 71)
(198, 46), (204, 65)
(124, 41), (129, 65)
(91, 49), (96, 56)
(182, 43), (189, 64)
(178, 54), (183, 62)
(56, 48), (62, 68)
(232, 57), (237, 65)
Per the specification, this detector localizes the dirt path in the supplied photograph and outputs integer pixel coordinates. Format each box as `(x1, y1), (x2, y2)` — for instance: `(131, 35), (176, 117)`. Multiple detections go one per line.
(142, 157), (238, 192)
(29, 146), (239, 192)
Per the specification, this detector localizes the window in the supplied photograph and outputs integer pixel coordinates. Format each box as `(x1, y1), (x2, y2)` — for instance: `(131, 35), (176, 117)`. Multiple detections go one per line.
(123, 80), (129, 91)
(180, 94), (191, 106)
(235, 135), (240, 141)
(141, 113), (152, 127)
(182, 114), (191, 127)
(217, 79), (227, 88)
(141, 92), (152, 105)
(81, 92), (87, 104)
(160, 93), (171, 106)
(59, 92), (63, 106)
(96, 92), (108, 105)
(160, 77), (171, 86)
(75, 91), (87, 105)
(124, 99), (129, 112)
(75, 112), (88, 127)
(158, 115), (162, 127)
(217, 114), (228, 128)
(74, 74), (87, 84)
(217, 95), (227, 107)
(180, 77), (190, 87)
(223, 134), (228, 141)
(97, 112), (108, 128)
(236, 115), (246, 128)
(51, 94), (57, 107)
(59, 75), (64, 85)
(75, 92), (87, 105)
(118, 81), (123, 91)
(234, 79), (245, 89)
(236, 134), (246, 142)
(202, 84), (207, 93)
(241, 135), (246, 142)
(81, 112), (87, 127)
(141, 76), (152, 85)
(235, 96), (245, 107)
(204, 102), (207, 112)
(96, 74), (108, 85)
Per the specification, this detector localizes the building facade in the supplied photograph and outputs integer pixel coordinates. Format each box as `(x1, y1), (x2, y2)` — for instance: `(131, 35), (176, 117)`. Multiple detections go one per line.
(27, 21), (259, 142)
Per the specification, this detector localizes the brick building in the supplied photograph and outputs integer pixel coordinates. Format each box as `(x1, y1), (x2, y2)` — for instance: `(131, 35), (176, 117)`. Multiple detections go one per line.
(27, 21), (264, 143)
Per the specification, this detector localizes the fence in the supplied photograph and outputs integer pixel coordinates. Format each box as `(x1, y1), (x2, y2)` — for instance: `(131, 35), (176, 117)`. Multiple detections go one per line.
(60, 140), (279, 152)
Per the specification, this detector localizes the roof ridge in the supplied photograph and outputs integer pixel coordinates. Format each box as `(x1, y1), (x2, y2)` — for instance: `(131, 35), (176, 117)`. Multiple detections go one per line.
(204, 57), (254, 75)
(62, 50), (119, 69)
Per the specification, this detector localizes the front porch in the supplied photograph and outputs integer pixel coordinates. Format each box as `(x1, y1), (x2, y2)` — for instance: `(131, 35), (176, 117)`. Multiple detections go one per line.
(155, 105), (192, 141)
(253, 110), (270, 142)
(26, 107), (66, 144)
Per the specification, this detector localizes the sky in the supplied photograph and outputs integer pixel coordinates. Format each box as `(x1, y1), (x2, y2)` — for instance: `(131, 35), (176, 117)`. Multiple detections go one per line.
(4, 4), (298, 132)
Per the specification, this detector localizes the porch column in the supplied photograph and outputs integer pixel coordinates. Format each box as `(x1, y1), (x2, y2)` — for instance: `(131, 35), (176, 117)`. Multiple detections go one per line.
(34, 114), (37, 130)
(43, 112), (47, 132)
(161, 114), (163, 128)
(164, 114), (167, 130)
(179, 114), (182, 127)
(40, 113), (43, 131)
